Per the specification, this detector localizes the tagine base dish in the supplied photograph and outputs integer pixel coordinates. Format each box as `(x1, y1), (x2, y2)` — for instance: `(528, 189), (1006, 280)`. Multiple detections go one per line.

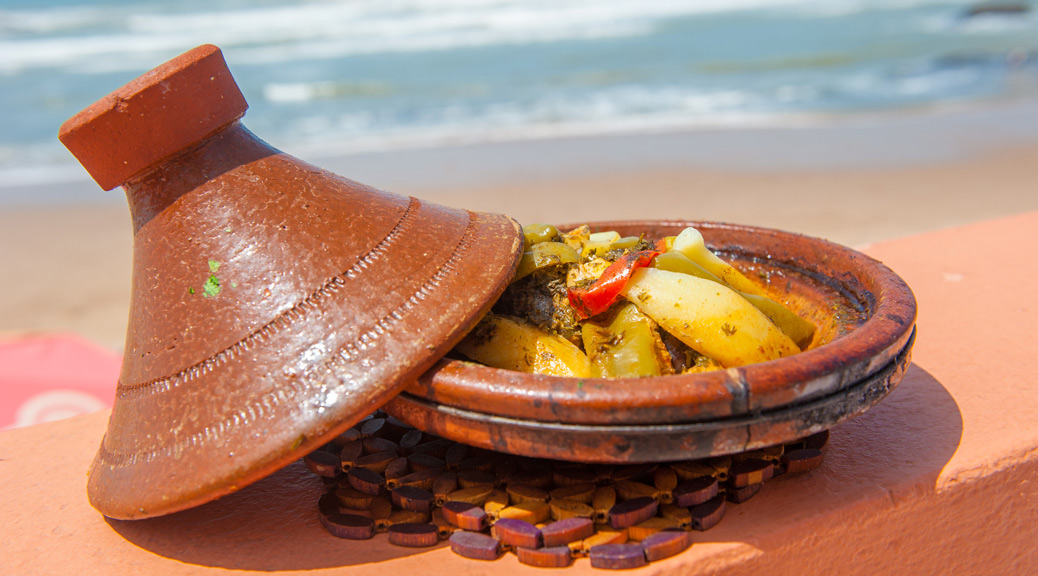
(385, 330), (911, 462)
(386, 220), (917, 462)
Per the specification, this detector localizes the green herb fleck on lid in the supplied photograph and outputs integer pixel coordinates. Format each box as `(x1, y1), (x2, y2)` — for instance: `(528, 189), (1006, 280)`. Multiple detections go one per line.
(203, 274), (221, 298)
(201, 259), (222, 298)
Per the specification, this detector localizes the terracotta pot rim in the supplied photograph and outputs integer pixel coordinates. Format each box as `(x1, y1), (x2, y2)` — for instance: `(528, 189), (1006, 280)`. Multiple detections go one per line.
(385, 328), (912, 462)
(404, 220), (917, 425)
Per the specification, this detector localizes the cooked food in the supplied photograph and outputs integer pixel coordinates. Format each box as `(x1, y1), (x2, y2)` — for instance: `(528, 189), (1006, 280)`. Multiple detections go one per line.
(620, 267), (798, 368)
(455, 224), (815, 377)
(455, 314), (591, 378)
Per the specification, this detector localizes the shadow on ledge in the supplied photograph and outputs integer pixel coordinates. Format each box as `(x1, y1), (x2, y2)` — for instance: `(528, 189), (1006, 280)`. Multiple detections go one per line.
(691, 363), (963, 545)
(106, 458), (437, 570)
(107, 363), (960, 571)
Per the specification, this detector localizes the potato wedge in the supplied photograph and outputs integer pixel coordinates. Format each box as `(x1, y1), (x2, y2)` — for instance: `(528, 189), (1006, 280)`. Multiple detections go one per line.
(456, 314), (591, 377)
(620, 268), (799, 367)
(653, 251), (815, 349)
(566, 256), (613, 289)
(561, 224), (591, 252)
(671, 227), (765, 297)
(584, 231), (621, 257)
(738, 293), (815, 350)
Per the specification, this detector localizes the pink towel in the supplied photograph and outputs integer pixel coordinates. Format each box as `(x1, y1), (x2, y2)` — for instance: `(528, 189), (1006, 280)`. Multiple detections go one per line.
(0, 334), (118, 429)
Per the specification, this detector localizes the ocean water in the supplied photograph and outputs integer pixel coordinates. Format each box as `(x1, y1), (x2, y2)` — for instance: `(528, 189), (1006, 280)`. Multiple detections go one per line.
(1, 0), (1037, 192)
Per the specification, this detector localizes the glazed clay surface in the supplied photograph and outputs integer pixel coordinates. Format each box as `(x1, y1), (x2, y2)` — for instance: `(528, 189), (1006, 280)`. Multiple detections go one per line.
(59, 44), (522, 519)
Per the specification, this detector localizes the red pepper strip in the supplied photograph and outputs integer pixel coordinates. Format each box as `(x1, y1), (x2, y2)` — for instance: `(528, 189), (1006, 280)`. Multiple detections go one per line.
(567, 249), (661, 319)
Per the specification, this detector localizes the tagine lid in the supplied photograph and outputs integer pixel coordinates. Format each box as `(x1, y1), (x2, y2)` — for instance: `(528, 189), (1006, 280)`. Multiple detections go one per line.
(59, 45), (523, 519)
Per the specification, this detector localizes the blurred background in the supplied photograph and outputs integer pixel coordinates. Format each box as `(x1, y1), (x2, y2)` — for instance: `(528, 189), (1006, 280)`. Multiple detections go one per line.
(2, 0), (1038, 428)
(2, 0), (1038, 203)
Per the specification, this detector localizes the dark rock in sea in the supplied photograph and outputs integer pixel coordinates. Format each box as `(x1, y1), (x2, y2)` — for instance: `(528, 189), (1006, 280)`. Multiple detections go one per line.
(962, 2), (1031, 18)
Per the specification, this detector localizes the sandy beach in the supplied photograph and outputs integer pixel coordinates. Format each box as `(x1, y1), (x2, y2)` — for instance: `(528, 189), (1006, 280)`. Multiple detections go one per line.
(2, 104), (1038, 352)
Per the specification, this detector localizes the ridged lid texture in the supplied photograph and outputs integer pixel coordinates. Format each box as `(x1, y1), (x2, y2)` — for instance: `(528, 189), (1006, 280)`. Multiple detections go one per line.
(59, 45), (523, 519)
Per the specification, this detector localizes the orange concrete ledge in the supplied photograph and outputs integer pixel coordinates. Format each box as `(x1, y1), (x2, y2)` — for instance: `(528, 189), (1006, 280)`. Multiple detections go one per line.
(2, 212), (1037, 575)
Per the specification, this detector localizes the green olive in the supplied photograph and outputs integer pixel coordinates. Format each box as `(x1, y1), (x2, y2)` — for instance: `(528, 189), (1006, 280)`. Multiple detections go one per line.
(513, 241), (579, 283)
(522, 223), (561, 250)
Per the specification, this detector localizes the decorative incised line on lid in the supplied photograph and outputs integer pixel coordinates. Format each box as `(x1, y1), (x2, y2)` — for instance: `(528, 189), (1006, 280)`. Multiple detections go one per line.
(116, 197), (421, 399)
(98, 209), (480, 468)
(331, 213), (475, 365)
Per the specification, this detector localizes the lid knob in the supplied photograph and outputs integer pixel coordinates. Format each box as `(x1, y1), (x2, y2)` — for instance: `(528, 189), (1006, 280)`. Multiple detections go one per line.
(58, 44), (247, 190)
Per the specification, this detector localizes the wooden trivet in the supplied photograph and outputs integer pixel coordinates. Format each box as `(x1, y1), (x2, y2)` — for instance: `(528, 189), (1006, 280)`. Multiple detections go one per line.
(306, 410), (829, 569)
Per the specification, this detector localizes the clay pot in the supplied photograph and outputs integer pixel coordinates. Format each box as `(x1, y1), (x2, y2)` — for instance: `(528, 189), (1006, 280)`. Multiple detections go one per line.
(386, 220), (916, 462)
(59, 43), (917, 518)
(59, 45), (522, 519)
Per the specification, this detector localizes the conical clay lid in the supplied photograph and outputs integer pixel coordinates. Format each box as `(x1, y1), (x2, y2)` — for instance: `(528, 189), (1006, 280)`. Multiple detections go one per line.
(59, 44), (522, 519)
